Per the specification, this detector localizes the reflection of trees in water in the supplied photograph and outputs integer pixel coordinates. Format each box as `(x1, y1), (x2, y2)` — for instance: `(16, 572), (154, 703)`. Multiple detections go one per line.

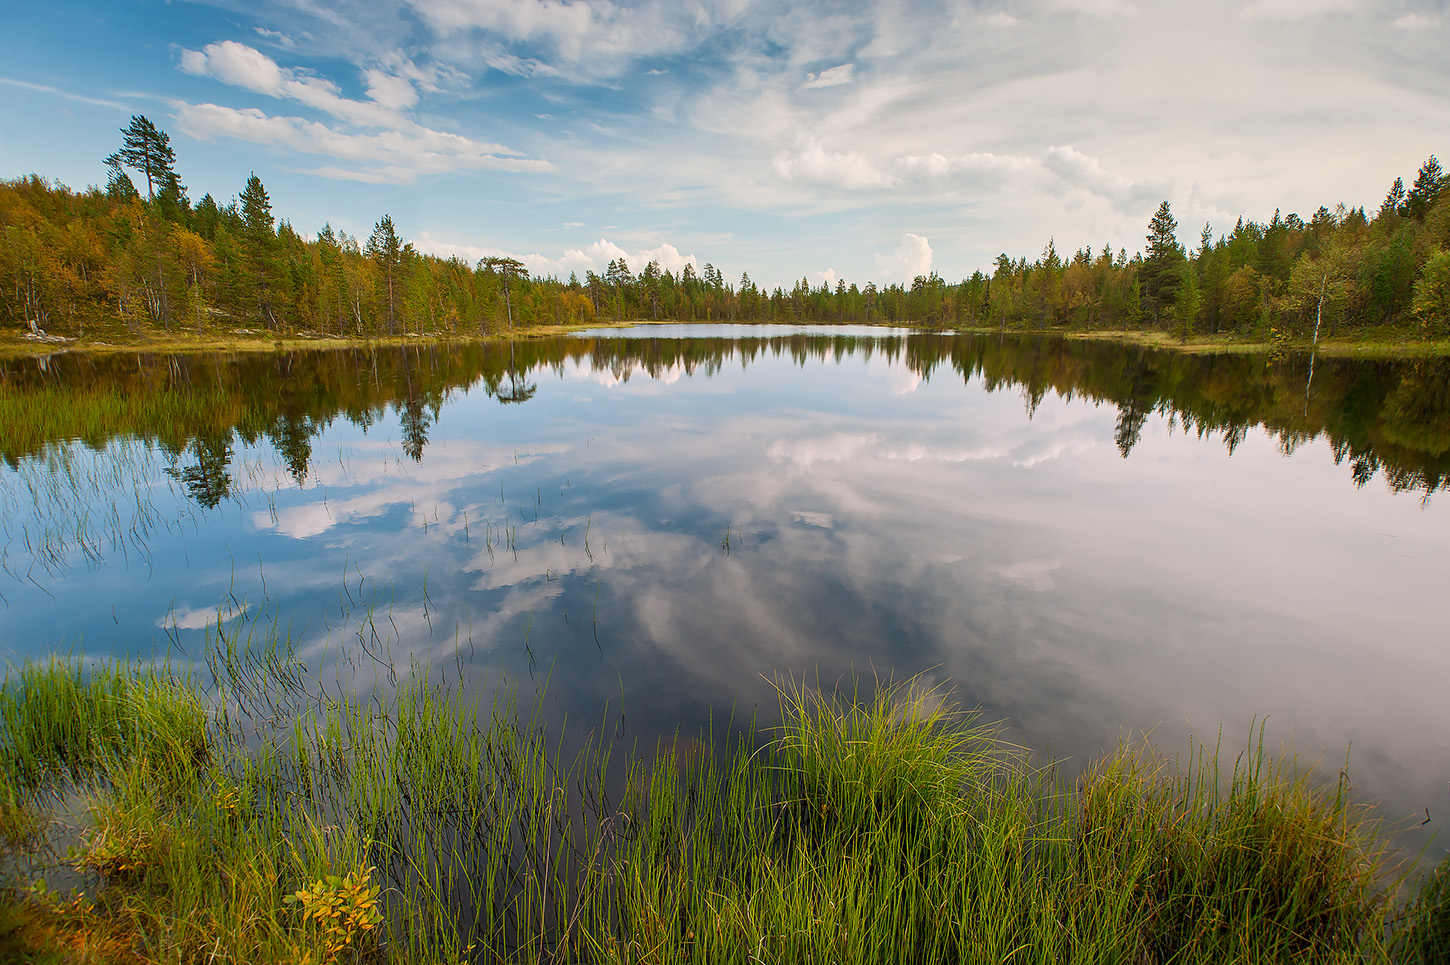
(268, 414), (315, 486)
(167, 432), (234, 509)
(495, 341), (537, 405)
(399, 396), (430, 463)
(3, 334), (1450, 496)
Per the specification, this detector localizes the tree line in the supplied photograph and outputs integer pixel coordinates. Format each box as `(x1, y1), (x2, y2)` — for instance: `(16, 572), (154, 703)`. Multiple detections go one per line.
(2, 116), (1447, 339)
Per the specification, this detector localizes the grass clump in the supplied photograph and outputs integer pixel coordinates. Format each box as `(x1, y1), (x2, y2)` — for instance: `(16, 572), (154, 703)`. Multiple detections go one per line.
(1066, 734), (1386, 962)
(0, 656), (209, 790)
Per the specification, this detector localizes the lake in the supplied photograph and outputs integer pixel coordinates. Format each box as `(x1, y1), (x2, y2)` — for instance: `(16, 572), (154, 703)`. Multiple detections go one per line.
(2, 326), (1447, 860)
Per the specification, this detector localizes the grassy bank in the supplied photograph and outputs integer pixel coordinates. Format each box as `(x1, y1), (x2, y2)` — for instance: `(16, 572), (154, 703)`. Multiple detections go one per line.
(0, 319), (615, 361)
(1, 652), (1447, 964)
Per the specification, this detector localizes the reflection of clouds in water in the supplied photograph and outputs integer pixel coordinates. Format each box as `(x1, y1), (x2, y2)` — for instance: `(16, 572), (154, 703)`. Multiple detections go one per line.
(883, 443), (1001, 463)
(463, 518), (601, 591)
(767, 433), (879, 472)
(867, 356), (923, 397)
(563, 358), (688, 390)
(791, 510), (834, 528)
(20, 337), (1445, 863)
(989, 558), (1063, 592)
(157, 601), (248, 631)
(256, 440), (572, 539)
(1010, 438), (1098, 469)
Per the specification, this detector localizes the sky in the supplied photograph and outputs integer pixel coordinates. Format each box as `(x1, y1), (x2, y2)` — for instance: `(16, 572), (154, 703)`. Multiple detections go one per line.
(2, 0), (1448, 291)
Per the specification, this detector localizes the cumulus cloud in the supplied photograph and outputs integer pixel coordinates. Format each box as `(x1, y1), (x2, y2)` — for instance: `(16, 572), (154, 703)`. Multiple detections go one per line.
(893, 146), (1157, 213)
(773, 138), (897, 189)
(172, 102), (551, 183)
(1042, 145), (1159, 210)
(410, 231), (698, 279)
(181, 41), (410, 128)
(364, 68), (420, 110)
(520, 238), (698, 278)
(803, 63), (855, 89)
(175, 41), (549, 183)
(874, 233), (932, 282)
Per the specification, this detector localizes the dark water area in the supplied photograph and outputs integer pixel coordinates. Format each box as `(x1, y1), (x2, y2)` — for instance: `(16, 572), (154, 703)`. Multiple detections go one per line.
(2, 327), (1447, 861)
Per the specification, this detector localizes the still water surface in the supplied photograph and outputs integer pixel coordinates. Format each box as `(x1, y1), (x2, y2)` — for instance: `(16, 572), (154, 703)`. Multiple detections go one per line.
(1, 327), (1447, 858)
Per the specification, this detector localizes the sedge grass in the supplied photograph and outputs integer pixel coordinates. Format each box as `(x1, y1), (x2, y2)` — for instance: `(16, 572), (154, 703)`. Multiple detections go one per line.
(0, 650), (1440, 965)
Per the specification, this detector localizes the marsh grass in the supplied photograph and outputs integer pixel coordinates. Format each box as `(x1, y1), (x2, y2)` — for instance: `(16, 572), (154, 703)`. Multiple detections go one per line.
(0, 650), (1439, 964)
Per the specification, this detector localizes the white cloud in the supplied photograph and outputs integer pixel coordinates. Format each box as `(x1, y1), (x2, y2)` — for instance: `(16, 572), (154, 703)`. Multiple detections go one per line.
(1042, 144), (1158, 211)
(364, 68), (419, 110)
(0, 76), (125, 109)
(1393, 12), (1442, 29)
(411, 233), (699, 279)
(897, 150), (1038, 183)
(803, 63), (854, 89)
(411, 230), (513, 264)
(172, 102), (552, 183)
(175, 41), (549, 183)
(251, 26), (297, 48)
(409, 0), (599, 52)
(181, 41), (409, 129)
(874, 233), (932, 283)
(773, 138), (897, 189)
(405, 0), (710, 76)
(811, 267), (838, 288)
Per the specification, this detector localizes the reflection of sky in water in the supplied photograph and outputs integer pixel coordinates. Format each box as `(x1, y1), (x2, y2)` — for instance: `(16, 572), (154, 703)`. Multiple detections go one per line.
(2, 337), (1447, 861)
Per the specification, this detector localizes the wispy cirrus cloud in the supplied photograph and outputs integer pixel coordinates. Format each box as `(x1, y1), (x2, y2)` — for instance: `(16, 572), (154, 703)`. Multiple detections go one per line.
(0, 76), (125, 109)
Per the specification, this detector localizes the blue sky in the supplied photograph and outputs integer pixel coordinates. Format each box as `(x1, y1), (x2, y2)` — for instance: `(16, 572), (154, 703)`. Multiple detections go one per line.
(2, 0), (1447, 290)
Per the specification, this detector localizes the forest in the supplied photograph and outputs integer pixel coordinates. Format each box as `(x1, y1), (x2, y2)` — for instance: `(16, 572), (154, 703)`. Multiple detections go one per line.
(2, 116), (1448, 340)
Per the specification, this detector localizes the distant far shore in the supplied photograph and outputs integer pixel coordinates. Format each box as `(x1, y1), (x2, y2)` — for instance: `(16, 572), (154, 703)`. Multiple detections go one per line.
(4, 318), (1450, 361)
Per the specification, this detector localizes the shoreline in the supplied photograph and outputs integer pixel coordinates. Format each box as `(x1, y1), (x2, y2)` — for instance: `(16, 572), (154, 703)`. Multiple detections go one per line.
(4, 318), (1450, 361)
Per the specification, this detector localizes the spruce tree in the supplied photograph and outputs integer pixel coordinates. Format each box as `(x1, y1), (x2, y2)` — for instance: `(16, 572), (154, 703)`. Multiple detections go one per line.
(367, 215), (403, 335)
(1141, 201), (1183, 324)
(238, 174), (280, 328)
(1404, 156), (1443, 223)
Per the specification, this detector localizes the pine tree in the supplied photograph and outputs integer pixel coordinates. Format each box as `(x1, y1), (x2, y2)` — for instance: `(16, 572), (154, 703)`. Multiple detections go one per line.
(479, 256), (526, 330)
(111, 116), (177, 202)
(1141, 201), (1183, 324)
